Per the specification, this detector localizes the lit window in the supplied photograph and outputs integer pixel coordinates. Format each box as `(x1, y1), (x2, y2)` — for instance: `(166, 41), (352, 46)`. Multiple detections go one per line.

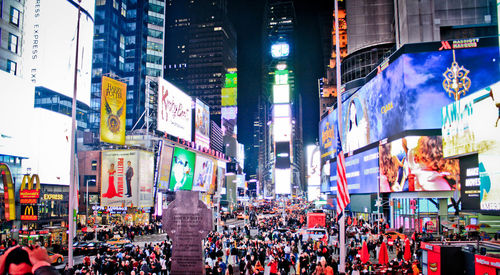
(96, 0), (106, 6)
(113, 0), (119, 10)
(6, 60), (17, 75)
(8, 33), (18, 53)
(10, 7), (20, 26)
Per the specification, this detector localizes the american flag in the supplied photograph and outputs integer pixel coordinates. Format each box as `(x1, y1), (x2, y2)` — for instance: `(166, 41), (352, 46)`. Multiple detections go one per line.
(336, 128), (350, 217)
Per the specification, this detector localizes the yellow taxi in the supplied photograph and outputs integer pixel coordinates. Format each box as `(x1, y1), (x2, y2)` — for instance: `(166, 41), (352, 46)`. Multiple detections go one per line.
(47, 251), (64, 265)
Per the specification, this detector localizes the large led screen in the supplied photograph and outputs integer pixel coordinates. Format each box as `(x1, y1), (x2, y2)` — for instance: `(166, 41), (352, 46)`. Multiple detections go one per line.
(275, 142), (291, 169)
(195, 99), (210, 149)
(275, 168), (291, 194)
(221, 88), (237, 106)
(379, 136), (459, 193)
(319, 110), (338, 160)
(460, 155), (480, 211)
(192, 155), (215, 192)
(273, 104), (291, 118)
(23, 0), (94, 105)
(101, 150), (154, 207)
(325, 43), (500, 155)
(273, 117), (292, 142)
(221, 106), (237, 136)
(157, 143), (174, 192)
(442, 81), (500, 157)
(273, 84), (290, 103)
(157, 78), (192, 141)
(307, 145), (321, 187)
(329, 147), (379, 194)
(271, 43), (290, 58)
(169, 147), (196, 191)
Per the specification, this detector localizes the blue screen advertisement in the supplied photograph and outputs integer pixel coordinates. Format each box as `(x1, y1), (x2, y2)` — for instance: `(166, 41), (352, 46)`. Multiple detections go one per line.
(335, 44), (500, 153)
(319, 110), (338, 161)
(329, 147), (379, 194)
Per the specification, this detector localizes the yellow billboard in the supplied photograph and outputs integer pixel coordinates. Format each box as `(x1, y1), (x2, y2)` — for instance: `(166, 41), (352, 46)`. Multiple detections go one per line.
(100, 76), (127, 145)
(221, 87), (237, 106)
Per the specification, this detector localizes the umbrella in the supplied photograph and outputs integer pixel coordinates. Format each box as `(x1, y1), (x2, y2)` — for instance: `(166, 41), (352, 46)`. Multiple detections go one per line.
(466, 224), (479, 231)
(404, 238), (411, 261)
(378, 241), (389, 265)
(361, 241), (370, 264)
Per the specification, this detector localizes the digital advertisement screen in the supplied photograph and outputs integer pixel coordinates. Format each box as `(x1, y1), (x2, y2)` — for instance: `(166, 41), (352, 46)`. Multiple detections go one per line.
(328, 44), (500, 152)
(101, 150), (154, 207)
(221, 88), (237, 107)
(319, 110), (338, 161)
(275, 70), (289, 85)
(169, 147), (196, 191)
(100, 76), (127, 145)
(23, 0), (94, 105)
(157, 143), (174, 192)
(460, 155), (480, 211)
(273, 104), (291, 118)
(157, 78), (193, 141)
(307, 145), (321, 187)
(195, 99), (210, 149)
(320, 161), (330, 193)
(480, 149), (500, 210)
(273, 84), (290, 103)
(224, 72), (237, 88)
(379, 136), (459, 193)
(275, 168), (291, 194)
(192, 155), (215, 192)
(275, 141), (291, 169)
(271, 42), (290, 58)
(273, 117), (291, 142)
(221, 106), (237, 136)
(329, 147), (379, 194)
(442, 81), (500, 157)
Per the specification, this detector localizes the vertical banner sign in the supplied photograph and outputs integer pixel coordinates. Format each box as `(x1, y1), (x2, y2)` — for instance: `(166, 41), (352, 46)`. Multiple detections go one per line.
(0, 164), (16, 221)
(157, 143), (174, 192)
(20, 174), (41, 221)
(100, 76), (127, 145)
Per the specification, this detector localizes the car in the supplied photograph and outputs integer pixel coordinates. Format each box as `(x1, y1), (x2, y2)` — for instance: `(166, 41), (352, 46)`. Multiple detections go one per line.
(106, 237), (131, 245)
(82, 242), (103, 255)
(47, 251), (64, 265)
(237, 213), (249, 220)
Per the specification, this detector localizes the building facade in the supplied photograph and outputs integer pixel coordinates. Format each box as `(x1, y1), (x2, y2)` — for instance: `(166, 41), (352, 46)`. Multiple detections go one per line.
(0, 0), (24, 76)
(89, 0), (166, 137)
(164, 0), (236, 117)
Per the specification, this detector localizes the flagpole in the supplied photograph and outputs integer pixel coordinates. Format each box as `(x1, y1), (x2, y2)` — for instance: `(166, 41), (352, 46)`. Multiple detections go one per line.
(334, 0), (346, 272)
(68, 0), (82, 268)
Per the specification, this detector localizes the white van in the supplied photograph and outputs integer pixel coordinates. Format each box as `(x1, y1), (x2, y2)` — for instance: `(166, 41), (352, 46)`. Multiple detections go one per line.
(302, 228), (328, 242)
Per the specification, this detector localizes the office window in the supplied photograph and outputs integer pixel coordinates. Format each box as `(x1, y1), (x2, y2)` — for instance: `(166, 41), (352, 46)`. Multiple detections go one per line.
(8, 33), (18, 53)
(121, 3), (126, 17)
(113, 0), (119, 10)
(10, 7), (20, 26)
(6, 60), (17, 75)
(96, 0), (106, 6)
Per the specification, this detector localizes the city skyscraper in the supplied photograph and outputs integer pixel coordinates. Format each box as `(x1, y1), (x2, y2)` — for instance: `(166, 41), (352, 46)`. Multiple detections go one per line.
(164, 0), (237, 118)
(257, 0), (303, 197)
(0, 0), (24, 76)
(88, 0), (166, 137)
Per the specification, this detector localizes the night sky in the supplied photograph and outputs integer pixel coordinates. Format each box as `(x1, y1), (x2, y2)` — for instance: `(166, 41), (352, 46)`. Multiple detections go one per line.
(228, 0), (332, 150)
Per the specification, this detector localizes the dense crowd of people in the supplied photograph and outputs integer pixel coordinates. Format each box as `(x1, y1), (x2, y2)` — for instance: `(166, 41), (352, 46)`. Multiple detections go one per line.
(0, 200), (458, 274)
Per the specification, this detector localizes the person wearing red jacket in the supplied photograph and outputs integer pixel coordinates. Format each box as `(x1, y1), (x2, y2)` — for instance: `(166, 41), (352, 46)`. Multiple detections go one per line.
(268, 257), (278, 275)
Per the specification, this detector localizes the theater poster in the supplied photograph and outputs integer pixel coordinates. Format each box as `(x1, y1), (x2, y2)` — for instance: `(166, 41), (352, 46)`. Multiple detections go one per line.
(100, 76), (127, 145)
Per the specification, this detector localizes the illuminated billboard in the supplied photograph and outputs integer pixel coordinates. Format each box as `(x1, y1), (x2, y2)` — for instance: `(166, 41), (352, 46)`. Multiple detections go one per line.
(273, 104), (291, 118)
(224, 72), (237, 88)
(329, 147), (379, 194)
(192, 155), (215, 192)
(23, 0), (94, 105)
(275, 70), (289, 85)
(275, 168), (291, 194)
(100, 76), (127, 145)
(101, 150), (154, 207)
(324, 41), (500, 154)
(271, 42), (290, 58)
(442, 81), (500, 157)
(195, 99), (210, 149)
(221, 88), (237, 106)
(275, 141), (291, 169)
(273, 117), (291, 142)
(157, 78), (193, 141)
(319, 111), (338, 160)
(157, 143), (174, 192)
(169, 147), (196, 191)
(306, 145), (321, 187)
(221, 106), (237, 136)
(273, 84), (290, 103)
(379, 136), (459, 193)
